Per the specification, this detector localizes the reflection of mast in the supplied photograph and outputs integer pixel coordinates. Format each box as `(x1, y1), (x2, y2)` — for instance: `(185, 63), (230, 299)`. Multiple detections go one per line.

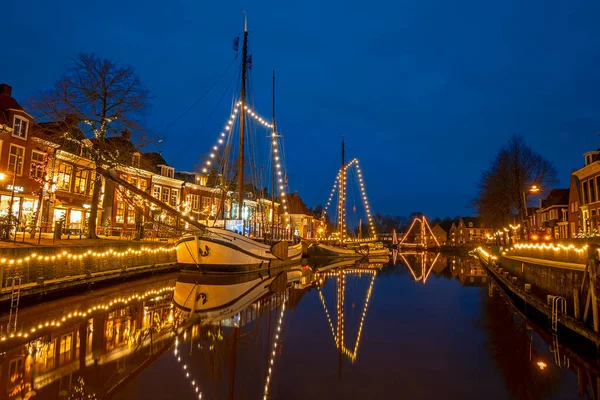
(337, 269), (344, 380)
(228, 326), (239, 400)
(318, 268), (377, 369)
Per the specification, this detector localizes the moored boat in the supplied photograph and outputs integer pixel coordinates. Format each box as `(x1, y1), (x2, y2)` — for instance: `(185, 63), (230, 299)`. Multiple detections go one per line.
(177, 227), (302, 272)
(175, 15), (300, 272)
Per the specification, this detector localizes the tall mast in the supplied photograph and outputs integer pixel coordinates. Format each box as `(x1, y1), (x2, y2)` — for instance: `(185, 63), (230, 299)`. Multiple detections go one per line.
(238, 11), (249, 221)
(339, 137), (345, 246)
(271, 69), (276, 240)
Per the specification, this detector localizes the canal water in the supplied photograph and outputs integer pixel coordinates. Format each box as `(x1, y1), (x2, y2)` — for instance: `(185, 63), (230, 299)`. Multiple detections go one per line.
(1, 253), (598, 399)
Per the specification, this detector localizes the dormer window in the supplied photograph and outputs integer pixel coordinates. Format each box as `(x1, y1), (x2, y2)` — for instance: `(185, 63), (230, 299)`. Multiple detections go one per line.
(132, 153), (141, 168)
(13, 116), (28, 139)
(160, 165), (174, 178)
(468, 222), (473, 228)
(586, 155), (592, 165)
(195, 174), (208, 186)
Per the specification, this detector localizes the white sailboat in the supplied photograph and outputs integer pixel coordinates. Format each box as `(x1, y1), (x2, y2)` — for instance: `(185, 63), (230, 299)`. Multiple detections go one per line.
(176, 14), (302, 272)
(308, 139), (389, 260)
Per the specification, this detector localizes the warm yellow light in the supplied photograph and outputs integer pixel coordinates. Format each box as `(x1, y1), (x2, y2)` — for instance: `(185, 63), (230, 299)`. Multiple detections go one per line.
(537, 361), (547, 370)
(530, 185), (540, 193)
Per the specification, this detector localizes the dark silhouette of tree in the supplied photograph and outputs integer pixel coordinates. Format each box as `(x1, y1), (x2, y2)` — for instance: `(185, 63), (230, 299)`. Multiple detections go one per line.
(474, 134), (557, 228)
(32, 54), (150, 238)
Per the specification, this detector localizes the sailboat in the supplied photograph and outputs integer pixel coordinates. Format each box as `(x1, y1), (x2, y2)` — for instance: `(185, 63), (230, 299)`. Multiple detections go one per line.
(308, 139), (389, 259)
(176, 14), (302, 272)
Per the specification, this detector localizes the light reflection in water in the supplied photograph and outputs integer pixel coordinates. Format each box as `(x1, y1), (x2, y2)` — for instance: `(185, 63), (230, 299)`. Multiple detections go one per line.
(2, 254), (600, 399)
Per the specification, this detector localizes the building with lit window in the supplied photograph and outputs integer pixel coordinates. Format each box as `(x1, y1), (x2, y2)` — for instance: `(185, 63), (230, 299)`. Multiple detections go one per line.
(36, 115), (99, 233)
(532, 189), (569, 239)
(286, 191), (316, 238)
(0, 83), (56, 232)
(569, 150), (600, 237)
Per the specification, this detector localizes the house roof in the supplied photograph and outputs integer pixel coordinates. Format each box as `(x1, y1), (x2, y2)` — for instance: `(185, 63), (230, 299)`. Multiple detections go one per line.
(541, 189), (569, 208)
(286, 192), (312, 215)
(142, 152), (168, 168)
(0, 84), (24, 126)
(461, 217), (485, 228)
(33, 118), (87, 155)
(438, 220), (454, 232)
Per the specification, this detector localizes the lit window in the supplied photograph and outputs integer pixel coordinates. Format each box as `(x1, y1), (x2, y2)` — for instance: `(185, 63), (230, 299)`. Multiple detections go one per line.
(190, 194), (199, 210)
(74, 169), (88, 194)
(59, 333), (73, 363)
(162, 187), (170, 204)
(153, 185), (161, 199)
(8, 358), (23, 384)
(202, 196), (211, 211)
(116, 195), (125, 223)
(8, 144), (24, 175)
(30, 150), (46, 179)
(170, 189), (178, 206)
(56, 163), (73, 191)
(12, 116), (28, 139)
(127, 204), (135, 224)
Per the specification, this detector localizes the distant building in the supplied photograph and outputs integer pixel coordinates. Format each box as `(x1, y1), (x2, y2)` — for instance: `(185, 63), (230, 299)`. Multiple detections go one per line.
(431, 223), (448, 245)
(457, 217), (493, 244)
(286, 191), (316, 238)
(448, 222), (458, 246)
(531, 189), (569, 239)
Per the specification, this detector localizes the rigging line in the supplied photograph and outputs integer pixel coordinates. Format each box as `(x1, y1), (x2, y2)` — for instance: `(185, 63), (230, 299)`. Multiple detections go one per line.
(195, 67), (240, 166)
(159, 55), (239, 135)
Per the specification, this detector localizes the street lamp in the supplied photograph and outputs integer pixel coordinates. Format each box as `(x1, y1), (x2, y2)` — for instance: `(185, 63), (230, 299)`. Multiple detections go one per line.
(523, 184), (541, 239)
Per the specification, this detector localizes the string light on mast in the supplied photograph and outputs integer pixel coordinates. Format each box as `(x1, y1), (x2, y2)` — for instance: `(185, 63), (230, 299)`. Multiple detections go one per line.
(321, 158), (377, 240)
(201, 102), (274, 174)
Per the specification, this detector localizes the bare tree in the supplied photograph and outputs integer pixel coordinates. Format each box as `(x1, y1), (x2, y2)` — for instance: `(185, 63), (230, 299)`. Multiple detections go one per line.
(31, 54), (149, 238)
(474, 134), (558, 229)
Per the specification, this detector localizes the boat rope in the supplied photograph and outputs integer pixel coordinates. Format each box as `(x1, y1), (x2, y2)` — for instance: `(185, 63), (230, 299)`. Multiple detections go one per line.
(160, 54), (239, 135)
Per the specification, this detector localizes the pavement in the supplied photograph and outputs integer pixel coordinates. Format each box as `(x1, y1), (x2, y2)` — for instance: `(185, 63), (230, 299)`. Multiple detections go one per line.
(0, 233), (178, 249)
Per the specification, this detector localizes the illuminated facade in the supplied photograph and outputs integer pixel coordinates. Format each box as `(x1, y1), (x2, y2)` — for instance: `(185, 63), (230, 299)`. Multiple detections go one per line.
(569, 150), (600, 237)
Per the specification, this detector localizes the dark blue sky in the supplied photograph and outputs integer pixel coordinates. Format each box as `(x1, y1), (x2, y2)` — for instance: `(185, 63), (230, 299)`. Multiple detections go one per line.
(4, 0), (600, 217)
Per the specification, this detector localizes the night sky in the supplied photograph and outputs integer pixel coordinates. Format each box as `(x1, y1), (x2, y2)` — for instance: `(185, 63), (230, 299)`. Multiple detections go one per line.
(4, 0), (600, 218)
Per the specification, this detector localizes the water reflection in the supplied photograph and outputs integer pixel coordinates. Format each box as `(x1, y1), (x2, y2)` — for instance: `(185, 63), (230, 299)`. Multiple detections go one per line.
(0, 279), (177, 399)
(3, 254), (600, 399)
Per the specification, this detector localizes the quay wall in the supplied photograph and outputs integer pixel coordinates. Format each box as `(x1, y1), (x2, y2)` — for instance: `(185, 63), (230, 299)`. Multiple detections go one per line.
(0, 242), (177, 291)
(499, 256), (586, 314)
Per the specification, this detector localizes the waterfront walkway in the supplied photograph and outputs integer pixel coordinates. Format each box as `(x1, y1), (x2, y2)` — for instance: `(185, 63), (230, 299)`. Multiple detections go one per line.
(503, 254), (585, 271)
(0, 234), (176, 249)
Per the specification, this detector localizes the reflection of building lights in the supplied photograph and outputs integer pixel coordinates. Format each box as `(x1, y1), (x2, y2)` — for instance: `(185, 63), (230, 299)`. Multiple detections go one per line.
(537, 361), (547, 370)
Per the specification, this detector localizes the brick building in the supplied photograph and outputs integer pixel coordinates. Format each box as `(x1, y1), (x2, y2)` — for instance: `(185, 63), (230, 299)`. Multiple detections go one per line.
(569, 150), (600, 236)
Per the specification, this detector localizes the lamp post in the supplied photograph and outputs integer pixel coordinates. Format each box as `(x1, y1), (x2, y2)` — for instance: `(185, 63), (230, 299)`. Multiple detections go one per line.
(523, 184), (540, 239)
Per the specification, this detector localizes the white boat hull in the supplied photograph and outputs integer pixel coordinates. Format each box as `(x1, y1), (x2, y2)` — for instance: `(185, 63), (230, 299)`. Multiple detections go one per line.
(176, 227), (303, 272)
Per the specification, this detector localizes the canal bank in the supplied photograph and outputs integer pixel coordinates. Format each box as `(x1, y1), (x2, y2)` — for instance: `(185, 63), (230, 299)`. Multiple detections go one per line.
(0, 240), (177, 303)
(476, 243), (600, 348)
(1, 254), (598, 399)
